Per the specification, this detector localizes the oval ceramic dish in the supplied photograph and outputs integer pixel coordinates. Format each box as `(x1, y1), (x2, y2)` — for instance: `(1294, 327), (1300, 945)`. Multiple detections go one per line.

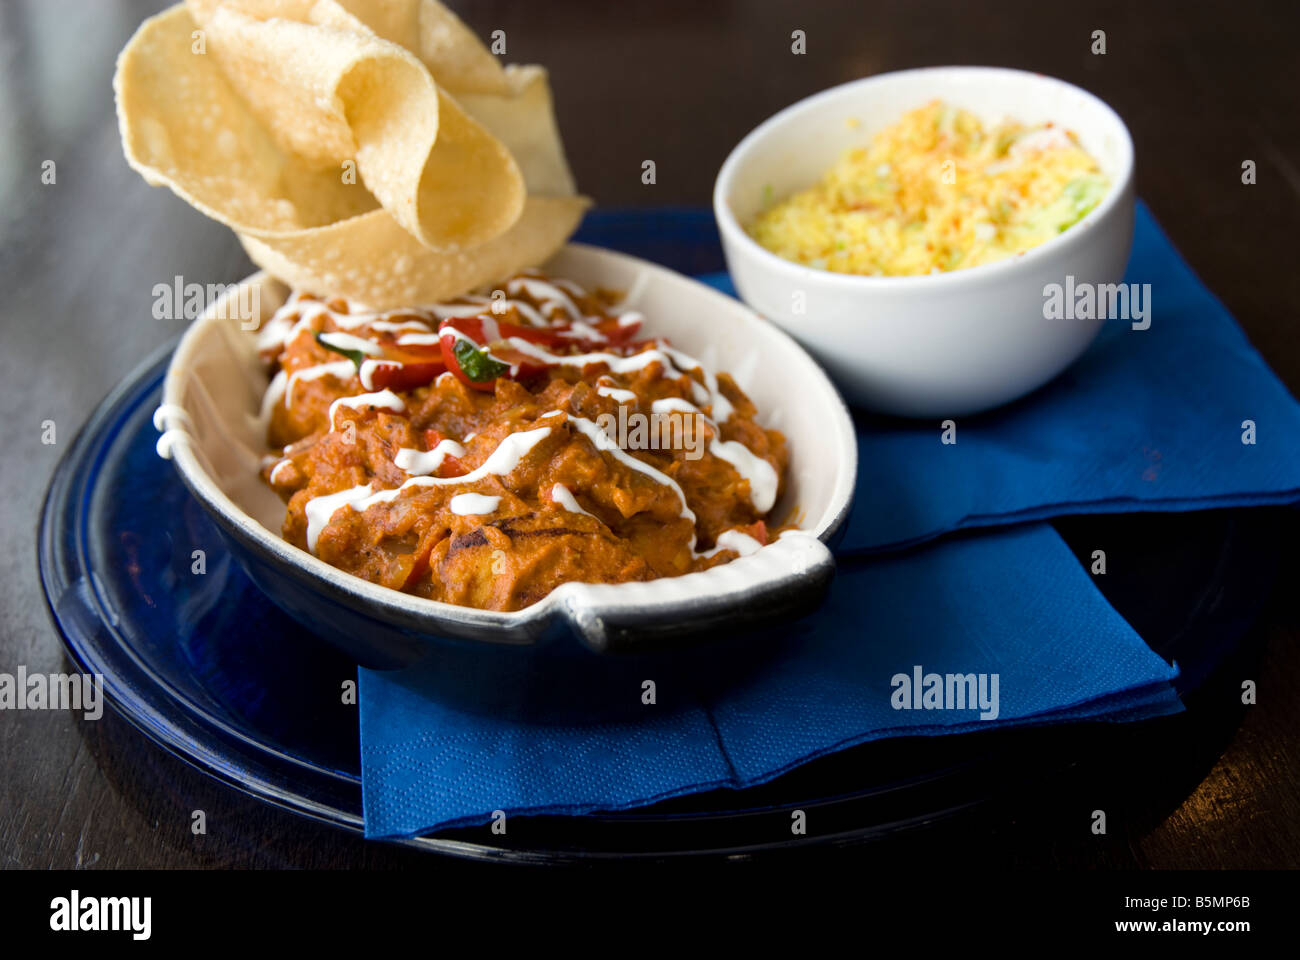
(715, 66), (1136, 417)
(153, 245), (857, 664)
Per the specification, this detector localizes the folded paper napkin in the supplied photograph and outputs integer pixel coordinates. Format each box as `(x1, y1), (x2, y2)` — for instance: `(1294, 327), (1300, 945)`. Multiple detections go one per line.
(361, 524), (1181, 837)
(359, 201), (1297, 838)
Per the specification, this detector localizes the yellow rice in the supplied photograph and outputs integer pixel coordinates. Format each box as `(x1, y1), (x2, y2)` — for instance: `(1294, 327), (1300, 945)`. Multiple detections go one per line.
(747, 101), (1109, 276)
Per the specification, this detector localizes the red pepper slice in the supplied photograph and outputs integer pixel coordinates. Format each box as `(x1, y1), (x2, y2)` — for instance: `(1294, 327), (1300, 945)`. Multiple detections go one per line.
(438, 456), (468, 478)
(367, 360), (445, 392)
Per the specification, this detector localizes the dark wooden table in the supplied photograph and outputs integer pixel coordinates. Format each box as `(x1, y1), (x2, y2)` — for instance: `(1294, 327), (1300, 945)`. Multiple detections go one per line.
(2, 0), (1297, 870)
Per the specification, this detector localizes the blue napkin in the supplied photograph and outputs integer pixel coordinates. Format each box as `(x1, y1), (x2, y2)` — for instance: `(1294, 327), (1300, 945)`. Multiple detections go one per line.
(699, 202), (1300, 553)
(361, 523), (1182, 838)
(356, 201), (1300, 839)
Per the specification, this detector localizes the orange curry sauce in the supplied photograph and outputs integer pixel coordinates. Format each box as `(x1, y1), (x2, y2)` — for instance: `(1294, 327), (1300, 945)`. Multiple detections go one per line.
(257, 272), (789, 611)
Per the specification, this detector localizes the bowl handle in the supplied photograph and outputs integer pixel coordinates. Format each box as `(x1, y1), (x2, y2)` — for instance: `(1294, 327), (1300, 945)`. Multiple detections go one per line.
(557, 533), (837, 653)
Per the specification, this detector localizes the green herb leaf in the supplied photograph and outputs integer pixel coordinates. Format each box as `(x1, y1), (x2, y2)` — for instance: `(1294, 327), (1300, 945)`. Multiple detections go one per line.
(314, 331), (366, 371)
(452, 338), (510, 382)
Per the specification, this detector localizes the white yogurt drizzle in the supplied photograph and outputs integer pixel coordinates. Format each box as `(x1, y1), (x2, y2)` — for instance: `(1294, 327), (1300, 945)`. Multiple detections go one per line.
(425, 302), (488, 320)
(550, 277), (587, 298)
(548, 411), (770, 557)
(304, 484), (373, 552)
(257, 295), (328, 352)
(259, 294), (502, 354)
(650, 398), (778, 513)
(541, 411), (704, 553)
(366, 319), (434, 334)
(657, 345), (735, 423)
(259, 280), (620, 357)
(596, 378), (637, 404)
(261, 278), (647, 419)
(507, 277), (588, 324)
(357, 359), (390, 391)
(504, 338), (736, 424)
(259, 299), (428, 352)
(394, 332), (443, 347)
(449, 493), (500, 516)
(557, 320), (609, 343)
(285, 360), (356, 408)
(327, 390), (405, 429)
(318, 331), (382, 355)
(550, 483), (593, 517)
(695, 529), (764, 559)
(395, 439), (467, 476)
(301, 426), (552, 553)
(487, 296), (546, 327)
(304, 412), (766, 559)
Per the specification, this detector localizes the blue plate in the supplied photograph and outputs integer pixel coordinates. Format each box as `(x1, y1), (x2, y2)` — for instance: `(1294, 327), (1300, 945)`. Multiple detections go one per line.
(39, 340), (1281, 860)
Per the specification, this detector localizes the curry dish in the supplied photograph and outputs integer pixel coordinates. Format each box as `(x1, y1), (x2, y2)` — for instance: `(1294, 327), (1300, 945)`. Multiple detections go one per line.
(256, 273), (789, 611)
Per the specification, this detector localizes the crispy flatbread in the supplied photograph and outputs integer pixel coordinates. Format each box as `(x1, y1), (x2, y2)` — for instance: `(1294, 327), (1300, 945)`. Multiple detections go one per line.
(115, 0), (587, 307)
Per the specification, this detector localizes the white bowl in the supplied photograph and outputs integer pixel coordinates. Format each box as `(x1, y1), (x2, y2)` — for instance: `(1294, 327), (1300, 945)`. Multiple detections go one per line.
(714, 66), (1136, 417)
(154, 245), (857, 663)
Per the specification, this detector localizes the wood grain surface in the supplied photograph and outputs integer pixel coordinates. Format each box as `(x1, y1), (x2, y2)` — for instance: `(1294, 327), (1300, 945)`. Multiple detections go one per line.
(1, 0), (1297, 870)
